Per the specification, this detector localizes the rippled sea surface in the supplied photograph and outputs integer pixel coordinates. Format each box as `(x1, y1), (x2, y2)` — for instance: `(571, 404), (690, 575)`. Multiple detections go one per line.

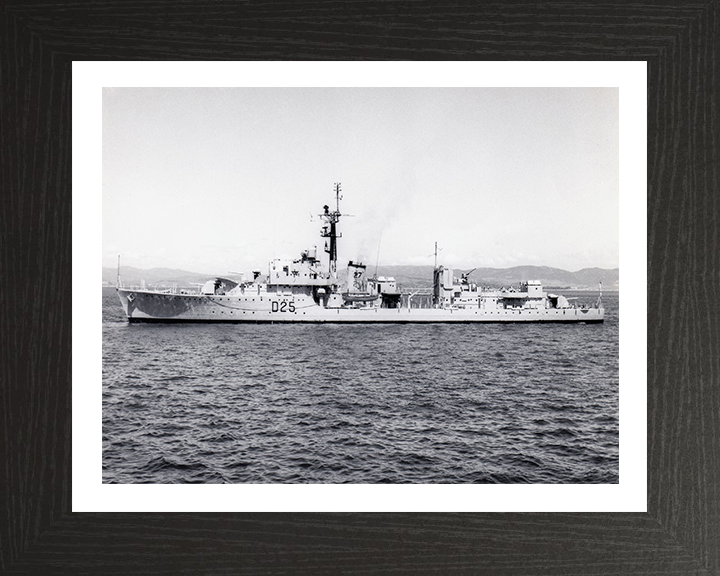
(102, 288), (619, 484)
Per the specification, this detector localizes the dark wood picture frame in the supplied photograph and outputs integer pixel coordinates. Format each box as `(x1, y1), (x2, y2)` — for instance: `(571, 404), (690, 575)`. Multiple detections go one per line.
(2, 2), (718, 574)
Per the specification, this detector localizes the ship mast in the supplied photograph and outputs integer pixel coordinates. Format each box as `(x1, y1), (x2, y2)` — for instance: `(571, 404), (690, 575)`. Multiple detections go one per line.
(320, 182), (343, 281)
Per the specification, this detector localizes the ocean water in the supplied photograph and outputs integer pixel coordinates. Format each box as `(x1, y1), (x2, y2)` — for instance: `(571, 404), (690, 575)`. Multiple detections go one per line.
(102, 288), (619, 484)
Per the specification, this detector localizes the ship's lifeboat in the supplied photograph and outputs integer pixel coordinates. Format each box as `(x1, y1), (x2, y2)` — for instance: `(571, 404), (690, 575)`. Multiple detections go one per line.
(341, 292), (379, 303)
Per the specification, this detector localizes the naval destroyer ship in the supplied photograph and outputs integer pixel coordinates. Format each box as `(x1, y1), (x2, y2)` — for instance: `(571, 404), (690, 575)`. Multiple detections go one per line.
(117, 184), (604, 324)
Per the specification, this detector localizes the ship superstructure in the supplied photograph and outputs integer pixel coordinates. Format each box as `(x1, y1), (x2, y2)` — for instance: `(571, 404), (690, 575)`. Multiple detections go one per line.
(117, 184), (604, 323)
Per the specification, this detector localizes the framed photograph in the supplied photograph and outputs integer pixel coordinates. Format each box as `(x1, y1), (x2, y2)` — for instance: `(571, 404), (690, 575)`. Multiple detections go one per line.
(3, 3), (717, 574)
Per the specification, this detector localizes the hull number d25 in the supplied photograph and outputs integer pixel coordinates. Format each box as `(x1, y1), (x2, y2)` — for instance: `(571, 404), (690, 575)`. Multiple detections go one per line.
(271, 301), (296, 313)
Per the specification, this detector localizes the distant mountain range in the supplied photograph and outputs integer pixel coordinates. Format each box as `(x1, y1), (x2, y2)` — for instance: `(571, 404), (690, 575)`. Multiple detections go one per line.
(104, 265), (618, 291)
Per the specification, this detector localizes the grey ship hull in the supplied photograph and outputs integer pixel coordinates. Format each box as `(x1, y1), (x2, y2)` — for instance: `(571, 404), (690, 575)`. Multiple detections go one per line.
(118, 289), (604, 324)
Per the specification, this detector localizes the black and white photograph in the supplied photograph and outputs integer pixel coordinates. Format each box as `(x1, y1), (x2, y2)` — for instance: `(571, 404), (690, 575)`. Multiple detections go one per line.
(102, 86), (619, 485)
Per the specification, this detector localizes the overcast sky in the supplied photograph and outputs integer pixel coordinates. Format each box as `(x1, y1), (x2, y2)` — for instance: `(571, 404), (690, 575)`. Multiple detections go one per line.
(103, 87), (618, 275)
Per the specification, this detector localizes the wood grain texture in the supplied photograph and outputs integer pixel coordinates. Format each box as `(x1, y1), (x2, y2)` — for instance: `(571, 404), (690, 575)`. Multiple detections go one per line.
(1, 1), (718, 574)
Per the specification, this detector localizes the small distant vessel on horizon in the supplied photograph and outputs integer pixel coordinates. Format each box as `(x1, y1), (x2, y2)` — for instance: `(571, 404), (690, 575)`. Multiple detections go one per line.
(117, 184), (604, 324)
